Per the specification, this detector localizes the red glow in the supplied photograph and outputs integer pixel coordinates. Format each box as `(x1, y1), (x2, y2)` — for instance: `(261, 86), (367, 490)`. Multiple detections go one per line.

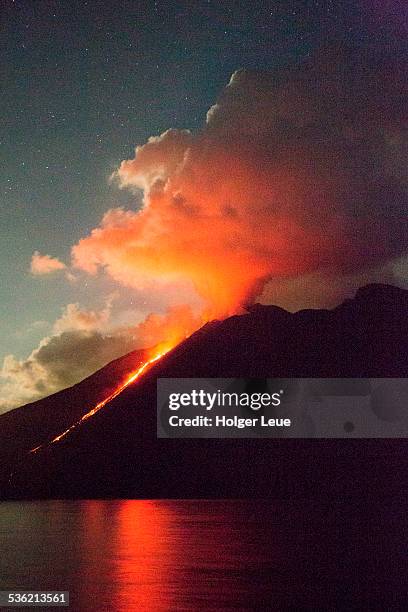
(29, 345), (173, 455)
(112, 500), (174, 611)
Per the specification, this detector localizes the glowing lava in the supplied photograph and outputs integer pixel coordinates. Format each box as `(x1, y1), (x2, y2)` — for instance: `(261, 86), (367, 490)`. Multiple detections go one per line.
(29, 346), (171, 455)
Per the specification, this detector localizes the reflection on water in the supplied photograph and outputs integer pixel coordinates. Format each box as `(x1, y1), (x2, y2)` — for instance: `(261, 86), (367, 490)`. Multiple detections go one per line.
(0, 500), (406, 610)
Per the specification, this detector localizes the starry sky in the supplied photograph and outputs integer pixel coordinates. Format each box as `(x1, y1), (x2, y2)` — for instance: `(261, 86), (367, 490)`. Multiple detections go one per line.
(0, 0), (406, 408)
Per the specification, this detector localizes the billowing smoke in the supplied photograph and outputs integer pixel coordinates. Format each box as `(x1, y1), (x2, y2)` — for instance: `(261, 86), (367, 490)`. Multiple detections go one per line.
(135, 305), (202, 349)
(3, 47), (407, 411)
(72, 48), (407, 318)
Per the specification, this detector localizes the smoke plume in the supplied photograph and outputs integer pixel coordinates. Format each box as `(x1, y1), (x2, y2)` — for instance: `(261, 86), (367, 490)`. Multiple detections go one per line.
(72, 48), (407, 318)
(4, 47), (406, 411)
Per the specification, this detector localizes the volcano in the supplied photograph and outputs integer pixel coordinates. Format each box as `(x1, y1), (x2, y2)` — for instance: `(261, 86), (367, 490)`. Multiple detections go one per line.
(1, 284), (407, 500)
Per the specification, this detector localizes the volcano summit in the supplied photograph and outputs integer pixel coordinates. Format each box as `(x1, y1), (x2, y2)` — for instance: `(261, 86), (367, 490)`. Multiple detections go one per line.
(1, 284), (407, 500)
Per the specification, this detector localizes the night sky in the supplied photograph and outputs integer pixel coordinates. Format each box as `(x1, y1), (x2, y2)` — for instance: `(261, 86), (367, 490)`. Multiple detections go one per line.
(1, 0), (406, 409)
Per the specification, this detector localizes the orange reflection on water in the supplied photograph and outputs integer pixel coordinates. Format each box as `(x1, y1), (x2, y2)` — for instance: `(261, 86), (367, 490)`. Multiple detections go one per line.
(111, 501), (176, 611)
(77, 500), (255, 610)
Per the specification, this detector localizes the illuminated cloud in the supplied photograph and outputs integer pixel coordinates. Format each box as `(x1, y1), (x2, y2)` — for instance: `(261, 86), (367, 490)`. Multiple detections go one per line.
(52, 300), (113, 334)
(0, 330), (138, 412)
(8, 47), (405, 412)
(0, 301), (134, 411)
(0, 302), (199, 412)
(134, 304), (202, 348)
(30, 251), (66, 275)
(72, 49), (407, 318)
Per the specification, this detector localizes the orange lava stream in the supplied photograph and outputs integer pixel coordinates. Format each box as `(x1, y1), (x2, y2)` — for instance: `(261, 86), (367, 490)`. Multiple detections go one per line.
(29, 347), (170, 455)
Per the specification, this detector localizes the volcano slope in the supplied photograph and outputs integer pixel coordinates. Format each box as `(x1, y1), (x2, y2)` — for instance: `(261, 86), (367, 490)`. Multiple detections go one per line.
(0, 348), (151, 486)
(2, 284), (408, 499)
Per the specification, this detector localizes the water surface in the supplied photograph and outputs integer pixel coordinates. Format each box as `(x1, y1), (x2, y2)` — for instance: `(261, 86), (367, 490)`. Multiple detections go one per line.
(0, 500), (406, 610)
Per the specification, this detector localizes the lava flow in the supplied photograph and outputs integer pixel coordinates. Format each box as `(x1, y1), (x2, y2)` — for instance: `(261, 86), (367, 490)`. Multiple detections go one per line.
(29, 346), (171, 455)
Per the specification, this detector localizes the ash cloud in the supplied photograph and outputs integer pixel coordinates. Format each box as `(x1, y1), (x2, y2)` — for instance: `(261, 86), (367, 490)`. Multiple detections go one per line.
(4, 46), (406, 411)
(72, 47), (407, 317)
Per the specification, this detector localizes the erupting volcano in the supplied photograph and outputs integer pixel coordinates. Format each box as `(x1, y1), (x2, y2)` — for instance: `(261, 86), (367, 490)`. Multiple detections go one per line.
(2, 47), (406, 413)
(1, 284), (407, 500)
(0, 39), (406, 502)
(2, 4), (407, 610)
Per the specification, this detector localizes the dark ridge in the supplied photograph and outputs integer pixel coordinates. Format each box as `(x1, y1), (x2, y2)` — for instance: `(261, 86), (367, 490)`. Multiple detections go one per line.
(1, 284), (407, 500)
(0, 347), (151, 480)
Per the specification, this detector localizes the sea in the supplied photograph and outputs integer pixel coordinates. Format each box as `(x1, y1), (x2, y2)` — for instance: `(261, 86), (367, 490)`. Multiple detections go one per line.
(0, 499), (406, 610)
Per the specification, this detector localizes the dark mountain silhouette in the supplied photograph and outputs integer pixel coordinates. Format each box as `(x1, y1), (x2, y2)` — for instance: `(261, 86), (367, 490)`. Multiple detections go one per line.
(1, 284), (407, 500)
(0, 348), (151, 484)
